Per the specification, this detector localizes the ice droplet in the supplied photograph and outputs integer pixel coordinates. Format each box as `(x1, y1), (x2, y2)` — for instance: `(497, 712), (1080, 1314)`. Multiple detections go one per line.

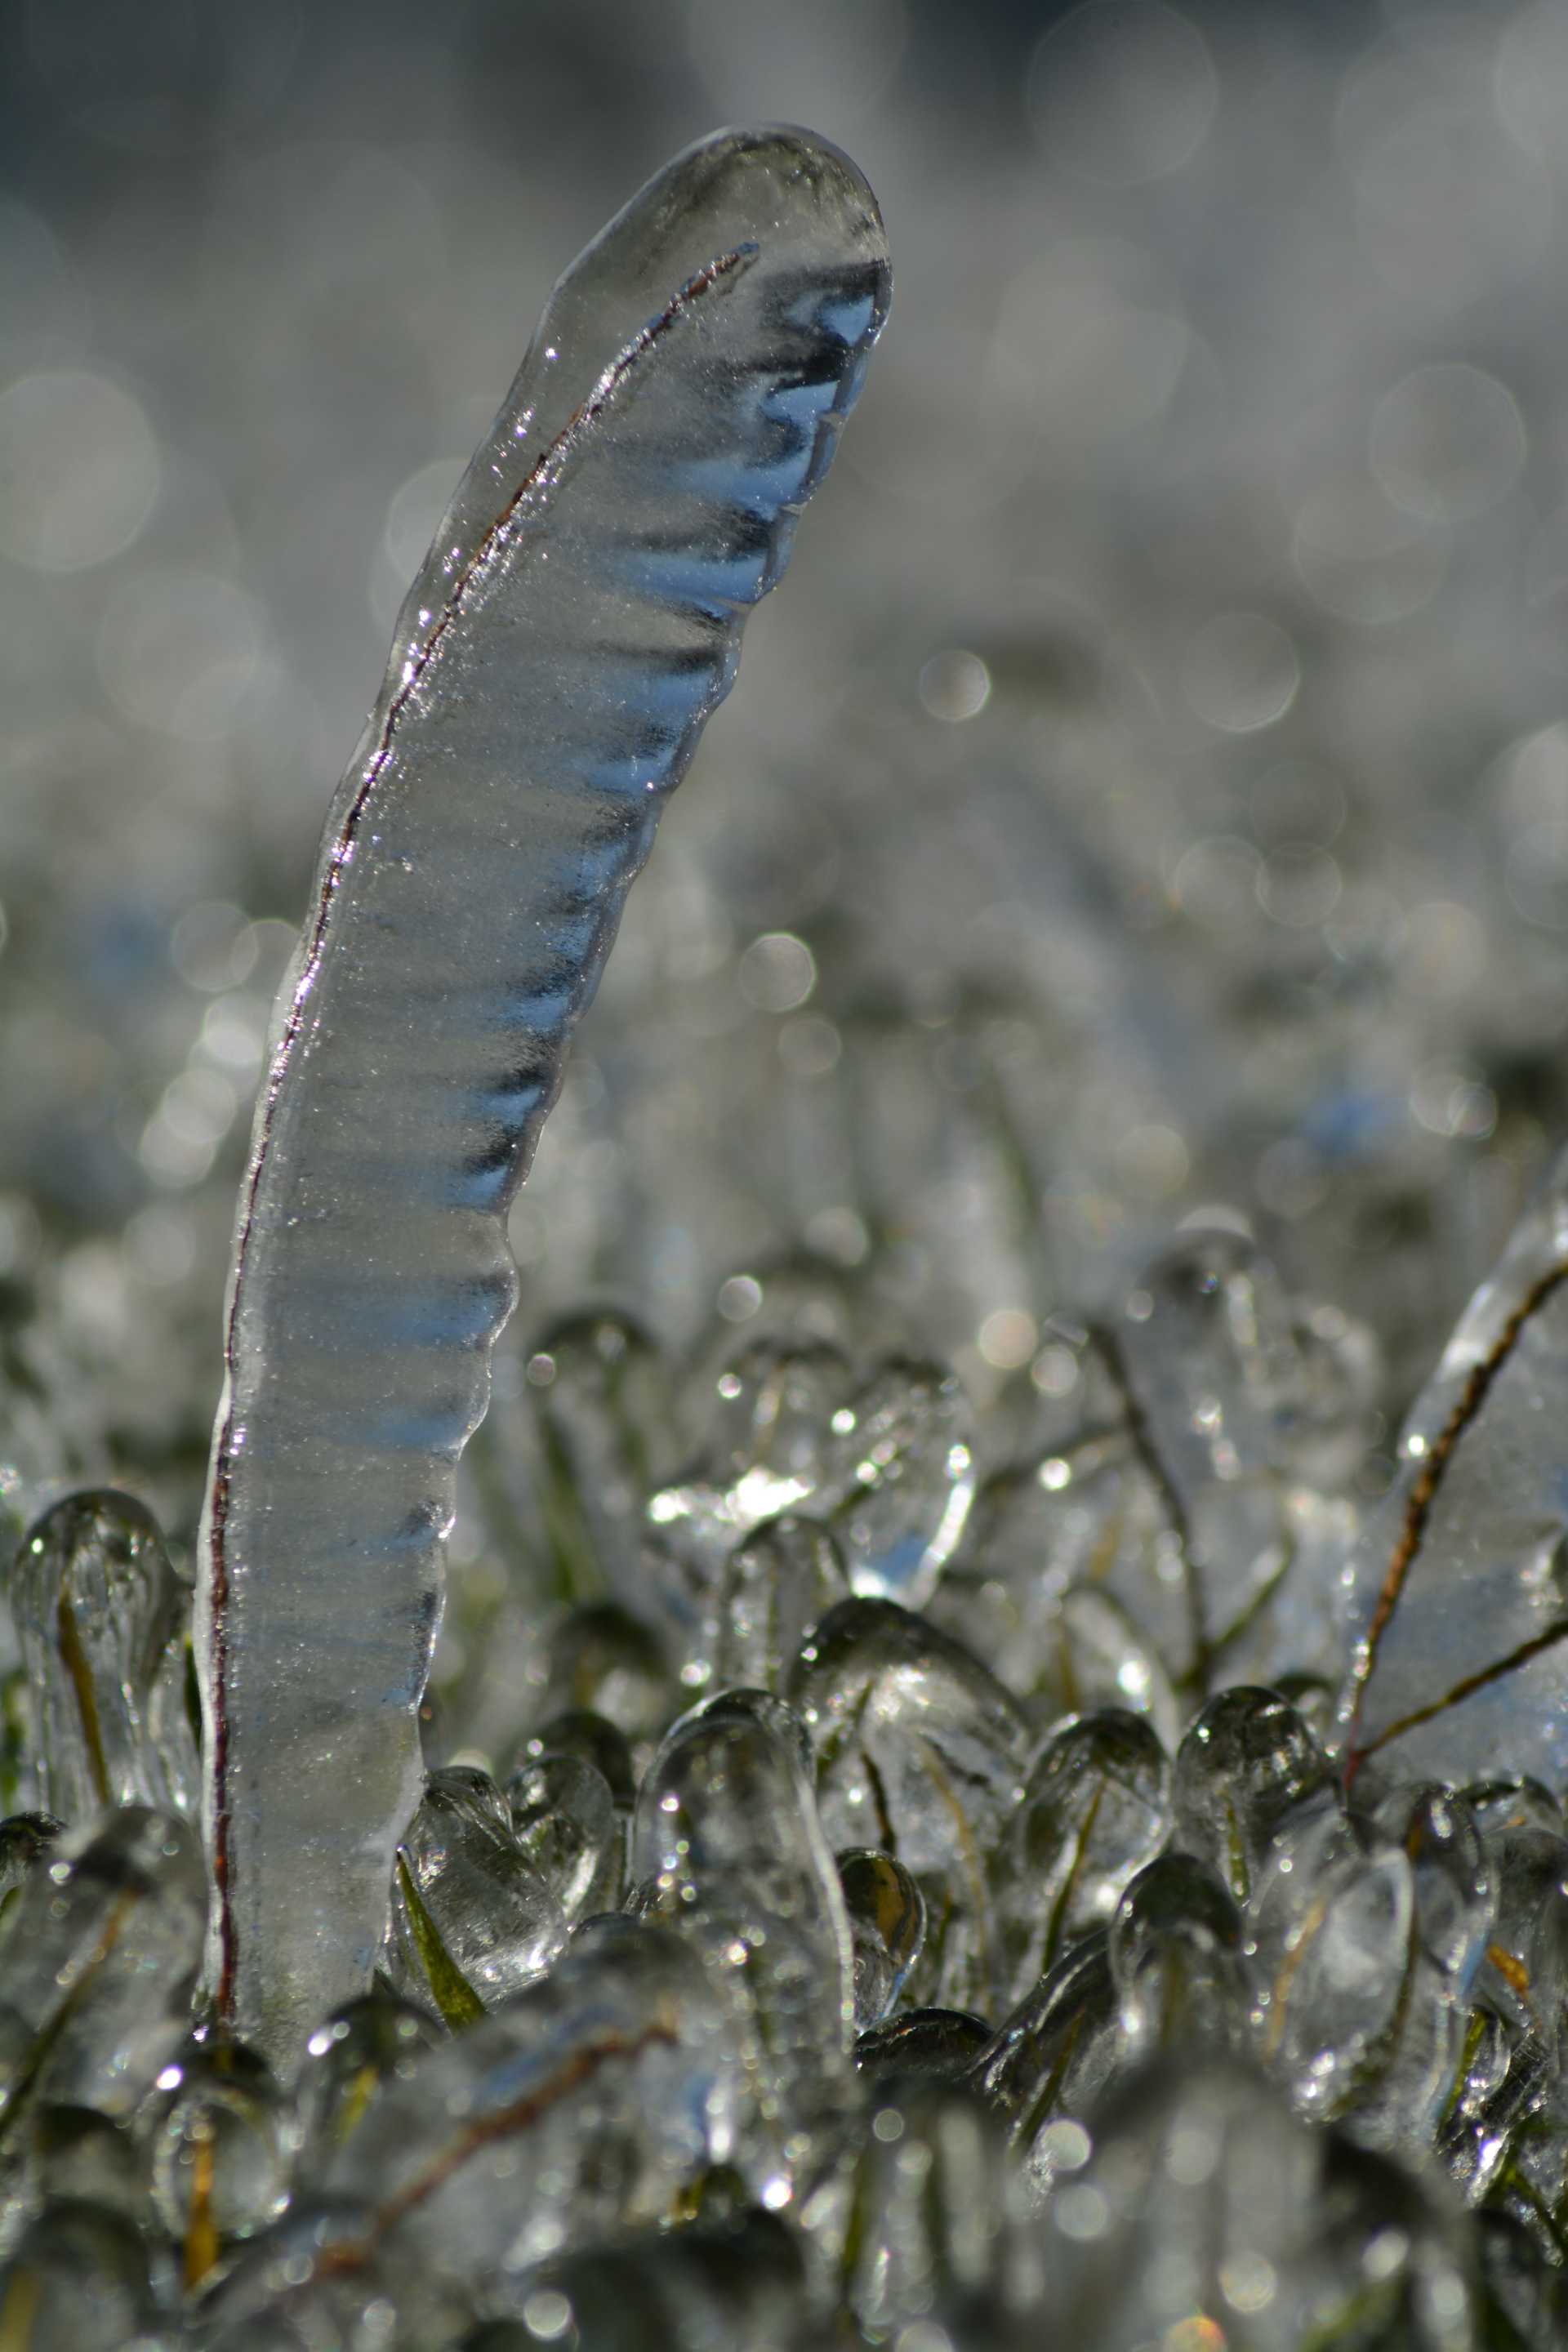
(293, 1988), (443, 2182)
(791, 1598), (1028, 2012)
(1171, 1684), (1335, 1908)
(14, 1489), (195, 1824)
(136, 2034), (292, 2279)
(838, 1846), (926, 2028)
(506, 1751), (621, 1922)
(387, 1766), (567, 2020)
(0, 2198), (162, 2349)
(714, 1513), (850, 1695)
(997, 1708), (1169, 2005)
(840, 2073), (1028, 2341)
(630, 1687), (854, 2194)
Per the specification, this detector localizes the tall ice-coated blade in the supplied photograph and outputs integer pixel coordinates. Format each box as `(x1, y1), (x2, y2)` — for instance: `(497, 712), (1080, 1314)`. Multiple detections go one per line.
(198, 125), (890, 2062)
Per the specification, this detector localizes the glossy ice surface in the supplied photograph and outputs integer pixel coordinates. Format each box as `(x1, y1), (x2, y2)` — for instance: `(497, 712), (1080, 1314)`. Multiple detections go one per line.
(196, 125), (890, 2061)
(1339, 1143), (1568, 1790)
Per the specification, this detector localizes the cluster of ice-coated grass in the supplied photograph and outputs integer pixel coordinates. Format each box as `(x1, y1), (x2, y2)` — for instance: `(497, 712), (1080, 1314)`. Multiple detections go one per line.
(1, 1206), (1565, 2347)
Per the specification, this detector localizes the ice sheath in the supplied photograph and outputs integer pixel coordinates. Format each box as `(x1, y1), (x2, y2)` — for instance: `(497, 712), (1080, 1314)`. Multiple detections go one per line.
(197, 126), (890, 2063)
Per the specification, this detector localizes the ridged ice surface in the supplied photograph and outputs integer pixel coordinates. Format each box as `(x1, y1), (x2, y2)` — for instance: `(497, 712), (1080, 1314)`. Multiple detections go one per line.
(196, 125), (890, 2060)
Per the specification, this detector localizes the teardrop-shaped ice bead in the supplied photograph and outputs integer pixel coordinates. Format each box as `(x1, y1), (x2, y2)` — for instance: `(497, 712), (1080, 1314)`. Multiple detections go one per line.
(1171, 1684), (1337, 1907)
(537, 1603), (674, 1760)
(997, 1708), (1169, 2006)
(855, 2007), (994, 2084)
(712, 1513), (849, 1696)
(185, 2192), (426, 2350)
(837, 1847), (926, 2029)
(1438, 2002), (1545, 2207)
(840, 2074), (1027, 2341)
(969, 1933), (1119, 2194)
(29, 2105), (145, 2228)
(0, 2199), (163, 2350)
(1036, 2056), (1364, 2348)
(678, 1258), (871, 1433)
(1479, 2209), (1568, 2346)
(630, 1687), (854, 2194)
(493, 2210), (803, 2350)
(387, 1766), (567, 2024)
(1250, 1805), (1414, 2122)
(506, 1752), (620, 1922)
(646, 1338), (858, 1574)
(1339, 1144), (1568, 1793)
(136, 2034), (292, 2286)
(1349, 1781), (1494, 2160)
(13, 1490), (190, 1825)
(812, 1356), (976, 1610)
(960, 1435), (1195, 1693)
(504, 1708), (636, 1808)
(929, 1566), (1183, 1752)
(1376, 1781), (1494, 1989)
(293, 1989), (443, 2182)
(1109, 1852), (1250, 2065)
(1106, 1228), (1332, 1682)
(0, 1811), (60, 1904)
(1477, 1820), (1568, 2073)
(791, 1598), (1027, 2011)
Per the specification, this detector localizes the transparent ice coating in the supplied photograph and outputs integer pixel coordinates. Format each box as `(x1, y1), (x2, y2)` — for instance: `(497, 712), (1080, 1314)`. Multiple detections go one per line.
(1113, 1229), (1318, 1680)
(790, 1598), (1029, 2012)
(1108, 1851), (1250, 2066)
(137, 2035), (292, 2282)
(385, 1766), (567, 2020)
(840, 2074), (1029, 2342)
(813, 1356), (976, 1608)
(15, 1489), (195, 1825)
(1249, 1802), (1418, 2124)
(629, 1686), (854, 2194)
(838, 1846), (926, 2028)
(1170, 1685), (1336, 1909)
(506, 1751), (620, 1922)
(536, 1601), (673, 1762)
(315, 1917), (732, 2286)
(970, 1931), (1120, 2189)
(996, 1708), (1169, 2007)
(0, 1806), (205, 2123)
(292, 1989), (443, 2184)
(1339, 1143), (1568, 1791)
(644, 1337), (860, 1577)
(195, 124), (890, 2060)
(712, 1513), (849, 1695)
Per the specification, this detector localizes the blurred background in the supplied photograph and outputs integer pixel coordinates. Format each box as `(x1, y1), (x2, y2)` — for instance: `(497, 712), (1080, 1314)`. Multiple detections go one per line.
(4, 0), (1568, 1534)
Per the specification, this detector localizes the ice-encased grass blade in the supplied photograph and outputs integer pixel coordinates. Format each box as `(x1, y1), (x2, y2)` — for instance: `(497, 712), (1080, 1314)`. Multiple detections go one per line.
(1338, 1144), (1568, 1791)
(197, 124), (890, 2063)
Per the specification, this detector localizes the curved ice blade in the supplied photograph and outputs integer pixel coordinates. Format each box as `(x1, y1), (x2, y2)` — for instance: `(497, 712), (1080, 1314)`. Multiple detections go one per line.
(196, 125), (889, 2062)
